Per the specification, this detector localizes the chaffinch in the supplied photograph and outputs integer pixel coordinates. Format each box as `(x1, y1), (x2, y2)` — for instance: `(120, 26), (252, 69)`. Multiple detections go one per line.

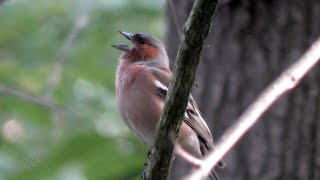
(112, 31), (222, 179)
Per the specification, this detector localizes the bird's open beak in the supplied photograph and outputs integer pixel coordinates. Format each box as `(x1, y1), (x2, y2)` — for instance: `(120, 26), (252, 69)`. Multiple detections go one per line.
(111, 31), (134, 52)
(119, 31), (133, 41)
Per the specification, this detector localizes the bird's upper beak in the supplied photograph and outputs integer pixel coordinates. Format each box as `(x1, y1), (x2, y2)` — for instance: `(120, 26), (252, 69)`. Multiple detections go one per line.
(119, 31), (133, 41)
(111, 31), (134, 52)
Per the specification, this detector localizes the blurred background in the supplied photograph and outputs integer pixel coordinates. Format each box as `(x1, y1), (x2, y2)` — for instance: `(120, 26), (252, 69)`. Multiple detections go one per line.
(1, 0), (320, 180)
(0, 0), (164, 179)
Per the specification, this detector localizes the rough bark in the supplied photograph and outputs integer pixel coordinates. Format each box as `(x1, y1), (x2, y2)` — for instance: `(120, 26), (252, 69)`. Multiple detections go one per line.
(145, 0), (218, 179)
(165, 0), (320, 180)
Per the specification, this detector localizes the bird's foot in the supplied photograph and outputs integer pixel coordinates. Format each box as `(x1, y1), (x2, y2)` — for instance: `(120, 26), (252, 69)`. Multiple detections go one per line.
(141, 168), (147, 180)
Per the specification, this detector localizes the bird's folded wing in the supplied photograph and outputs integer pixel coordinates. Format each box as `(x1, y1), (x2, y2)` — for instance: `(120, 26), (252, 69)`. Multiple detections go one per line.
(146, 66), (214, 147)
(184, 96), (213, 146)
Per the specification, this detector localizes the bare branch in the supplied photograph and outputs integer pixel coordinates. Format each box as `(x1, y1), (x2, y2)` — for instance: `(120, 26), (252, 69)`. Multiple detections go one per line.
(0, 83), (55, 109)
(45, 0), (91, 95)
(42, 0), (91, 128)
(145, 0), (218, 179)
(186, 37), (320, 180)
(0, 83), (65, 128)
(0, 1), (92, 129)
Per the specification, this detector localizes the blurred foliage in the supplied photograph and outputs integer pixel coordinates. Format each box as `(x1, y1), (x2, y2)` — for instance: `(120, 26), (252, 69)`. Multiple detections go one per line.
(0, 0), (164, 179)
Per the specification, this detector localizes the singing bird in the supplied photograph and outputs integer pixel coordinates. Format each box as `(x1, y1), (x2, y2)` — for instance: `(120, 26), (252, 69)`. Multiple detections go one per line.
(112, 31), (222, 179)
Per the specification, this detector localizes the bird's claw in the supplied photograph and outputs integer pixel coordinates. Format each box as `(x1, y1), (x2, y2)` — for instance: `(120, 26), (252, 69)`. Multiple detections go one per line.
(141, 168), (147, 180)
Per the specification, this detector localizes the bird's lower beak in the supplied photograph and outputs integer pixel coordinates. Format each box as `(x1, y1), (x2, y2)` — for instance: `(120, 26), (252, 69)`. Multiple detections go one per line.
(111, 31), (134, 52)
(111, 44), (130, 52)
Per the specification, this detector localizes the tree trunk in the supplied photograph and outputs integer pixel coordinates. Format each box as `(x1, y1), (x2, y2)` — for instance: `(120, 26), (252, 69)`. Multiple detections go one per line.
(165, 0), (320, 180)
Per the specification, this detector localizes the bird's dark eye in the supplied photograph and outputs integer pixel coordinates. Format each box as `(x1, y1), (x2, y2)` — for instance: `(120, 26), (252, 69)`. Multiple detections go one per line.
(138, 38), (145, 44)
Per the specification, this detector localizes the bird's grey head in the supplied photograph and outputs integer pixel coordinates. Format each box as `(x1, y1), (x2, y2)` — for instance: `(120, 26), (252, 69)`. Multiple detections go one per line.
(112, 31), (169, 68)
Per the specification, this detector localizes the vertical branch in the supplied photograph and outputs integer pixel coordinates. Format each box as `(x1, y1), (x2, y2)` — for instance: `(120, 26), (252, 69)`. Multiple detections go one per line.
(145, 0), (218, 179)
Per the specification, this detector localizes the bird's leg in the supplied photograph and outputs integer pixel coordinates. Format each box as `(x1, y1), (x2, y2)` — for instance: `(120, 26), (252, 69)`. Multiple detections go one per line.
(141, 170), (147, 180)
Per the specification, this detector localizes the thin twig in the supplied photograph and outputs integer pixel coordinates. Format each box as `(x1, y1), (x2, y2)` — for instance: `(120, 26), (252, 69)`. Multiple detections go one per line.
(186, 37), (320, 180)
(45, 0), (91, 95)
(43, 0), (91, 127)
(168, 0), (183, 42)
(0, 82), (64, 130)
(0, 83), (55, 109)
(0, 1), (91, 129)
